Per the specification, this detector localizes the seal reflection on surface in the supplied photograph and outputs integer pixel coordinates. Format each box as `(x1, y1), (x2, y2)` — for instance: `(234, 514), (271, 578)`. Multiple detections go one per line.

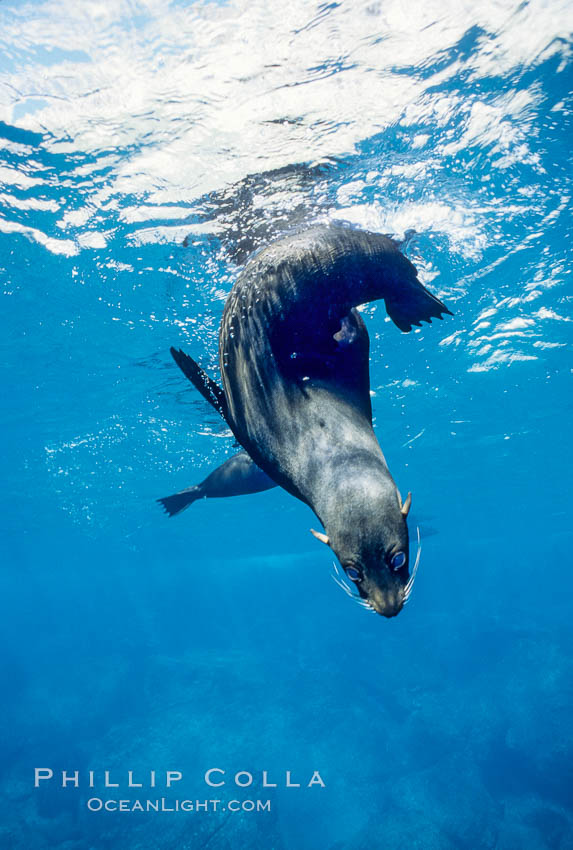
(159, 224), (453, 618)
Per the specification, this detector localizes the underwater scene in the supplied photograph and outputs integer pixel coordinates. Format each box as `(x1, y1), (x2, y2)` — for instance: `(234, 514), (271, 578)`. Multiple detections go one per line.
(1, 0), (572, 847)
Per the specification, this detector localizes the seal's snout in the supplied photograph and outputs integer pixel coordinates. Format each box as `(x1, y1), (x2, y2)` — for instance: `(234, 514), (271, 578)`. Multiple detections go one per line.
(369, 587), (405, 618)
(376, 603), (404, 619)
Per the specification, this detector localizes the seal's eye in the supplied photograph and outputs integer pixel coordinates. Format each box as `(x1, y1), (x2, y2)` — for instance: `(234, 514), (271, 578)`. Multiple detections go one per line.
(391, 551), (406, 571)
(345, 567), (362, 582)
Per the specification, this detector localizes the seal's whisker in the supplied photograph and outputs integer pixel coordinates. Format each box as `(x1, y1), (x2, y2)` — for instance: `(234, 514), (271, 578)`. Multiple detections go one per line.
(404, 526), (422, 599)
(330, 567), (376, 615)
(331, 561), (359, 599)
(331, 560), (343, 578)
(330, 572), (355, 598)
(355, 597), (376, 614)
(405, 528), (421, 593)
(348, 592), (365, 607)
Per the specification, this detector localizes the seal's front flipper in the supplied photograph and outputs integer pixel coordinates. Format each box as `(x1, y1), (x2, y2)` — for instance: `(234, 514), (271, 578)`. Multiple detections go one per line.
(384, 277), (453, 333)
(157, 451), (278, 518)
(157, 485), (203, 517)
(170, 347), (229, 421)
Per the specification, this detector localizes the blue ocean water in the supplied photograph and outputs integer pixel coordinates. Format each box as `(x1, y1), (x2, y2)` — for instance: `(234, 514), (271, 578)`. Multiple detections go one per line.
(1, 0), (572, 847)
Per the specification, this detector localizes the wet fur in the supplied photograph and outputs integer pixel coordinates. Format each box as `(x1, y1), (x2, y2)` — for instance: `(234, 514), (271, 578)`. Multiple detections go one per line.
(168, 224), (452, 616)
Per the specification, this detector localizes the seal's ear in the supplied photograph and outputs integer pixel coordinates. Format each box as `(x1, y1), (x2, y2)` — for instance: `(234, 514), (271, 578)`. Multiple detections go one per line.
(400, 492), (412, 517)
(310, 529), (330, 546)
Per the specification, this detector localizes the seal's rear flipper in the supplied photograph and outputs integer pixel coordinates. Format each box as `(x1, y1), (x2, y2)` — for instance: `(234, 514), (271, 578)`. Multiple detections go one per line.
(157, 452), (277, 518)
(237, 226), (453, 345)
(157, 486), (203, 517)
(170, 347), (229, 421)
(384, 280), (453, 333)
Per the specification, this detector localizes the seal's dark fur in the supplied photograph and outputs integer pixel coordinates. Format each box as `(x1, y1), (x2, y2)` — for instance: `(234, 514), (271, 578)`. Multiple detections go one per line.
(168, 224), (452, 616)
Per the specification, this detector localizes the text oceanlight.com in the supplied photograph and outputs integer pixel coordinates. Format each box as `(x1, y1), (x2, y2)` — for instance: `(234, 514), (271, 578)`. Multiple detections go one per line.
(86, 798), (271, 813)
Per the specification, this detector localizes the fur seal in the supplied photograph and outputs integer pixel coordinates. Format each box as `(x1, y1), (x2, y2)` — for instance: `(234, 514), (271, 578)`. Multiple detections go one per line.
(162, 224), (452, 617)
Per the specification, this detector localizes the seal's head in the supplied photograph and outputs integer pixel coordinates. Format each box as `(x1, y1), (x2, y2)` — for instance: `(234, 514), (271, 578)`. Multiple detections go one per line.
(311, 477), (419, 618)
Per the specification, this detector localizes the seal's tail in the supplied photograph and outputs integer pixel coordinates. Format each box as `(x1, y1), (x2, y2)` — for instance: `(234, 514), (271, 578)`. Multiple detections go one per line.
(157, 486), (203, 517)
